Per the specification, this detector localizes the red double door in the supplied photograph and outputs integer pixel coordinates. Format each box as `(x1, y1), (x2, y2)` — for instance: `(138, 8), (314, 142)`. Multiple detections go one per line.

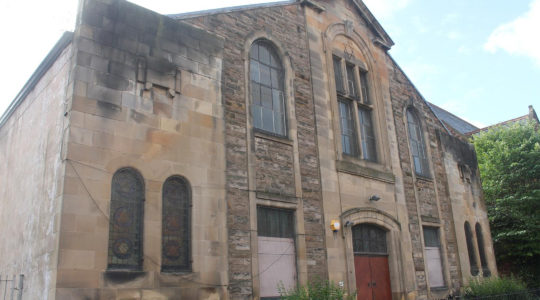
(352, 224), (392, 300)
(354, 255), (392, 300)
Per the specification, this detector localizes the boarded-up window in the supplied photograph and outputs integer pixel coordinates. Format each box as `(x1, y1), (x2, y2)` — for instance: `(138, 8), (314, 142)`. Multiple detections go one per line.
(423, 227), (445, 287)
(257, 207), (296, 299)
(162, 176), (191, 272)
(407, 108), (430, 177)
(107, 168), (144, 270)
(250, 40), (286, 136)
(475, 223), (490, 277)
(465, 222), (479, 276)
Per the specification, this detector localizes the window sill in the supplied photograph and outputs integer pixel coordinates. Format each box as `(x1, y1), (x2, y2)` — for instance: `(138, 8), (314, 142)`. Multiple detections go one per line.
(336, 160), (394, 183)
(415, 174), (433, 182)
(256, 191), (297, 203)
(254, 129), (292, 146)
(103, 270), (147, 285)
(430, 286), (448, 291)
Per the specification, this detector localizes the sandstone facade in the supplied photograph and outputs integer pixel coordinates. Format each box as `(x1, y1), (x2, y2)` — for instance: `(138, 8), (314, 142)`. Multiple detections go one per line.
(0, 0), (497, 299)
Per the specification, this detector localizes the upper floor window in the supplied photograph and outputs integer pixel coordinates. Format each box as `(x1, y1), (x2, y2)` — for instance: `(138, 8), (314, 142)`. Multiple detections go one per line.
(333, 55), (377, 162)
(108, 168), (144, 270)
(162, 176), (191, 272)
(406, 108), (430, 177)
(250, 40), (286, 136)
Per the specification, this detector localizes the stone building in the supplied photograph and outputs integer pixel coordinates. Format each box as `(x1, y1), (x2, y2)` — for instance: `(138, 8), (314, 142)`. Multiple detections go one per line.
(0, 0), (497, 299)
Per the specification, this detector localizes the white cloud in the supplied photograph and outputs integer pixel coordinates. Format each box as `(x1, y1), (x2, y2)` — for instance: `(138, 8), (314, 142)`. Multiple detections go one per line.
(363, 0), (411, 19)
(484, 0), (540, 66)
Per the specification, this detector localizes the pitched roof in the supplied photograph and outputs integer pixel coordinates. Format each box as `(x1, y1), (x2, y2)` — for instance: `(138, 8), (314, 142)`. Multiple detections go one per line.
(168, 0), (394, 49)
(427, 102), (479, 135)
(168, 0), (297, 19)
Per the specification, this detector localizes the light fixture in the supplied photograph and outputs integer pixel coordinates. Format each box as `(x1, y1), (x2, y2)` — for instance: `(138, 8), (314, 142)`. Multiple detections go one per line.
(369, 194), (381, 201)
(330, 220), (341, 232)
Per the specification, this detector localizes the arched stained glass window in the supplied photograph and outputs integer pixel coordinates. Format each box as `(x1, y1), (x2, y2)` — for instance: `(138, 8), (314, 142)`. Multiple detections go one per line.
(107, 168), (144, 270)
(162, 176), (191, 272)
(465, 221), (479, 276)
(475, 223), (490, 277)
(406, 108), (430, 177)
(250, 40), (286, 136)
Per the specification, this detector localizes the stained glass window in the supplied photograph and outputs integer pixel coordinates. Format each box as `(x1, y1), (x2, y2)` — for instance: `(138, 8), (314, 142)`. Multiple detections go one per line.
(107, 168), (144, 270)
(162, 176), (191, 272)
(352, 224), (387, 254)
(250, 40), (286, 136)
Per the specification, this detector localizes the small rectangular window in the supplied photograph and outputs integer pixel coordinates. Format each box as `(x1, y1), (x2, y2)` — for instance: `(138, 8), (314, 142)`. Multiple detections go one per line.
(333, 56), (345, 94)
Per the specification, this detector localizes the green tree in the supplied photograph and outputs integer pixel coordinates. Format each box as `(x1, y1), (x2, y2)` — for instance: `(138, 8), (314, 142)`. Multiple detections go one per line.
(473, 121), (540, 286)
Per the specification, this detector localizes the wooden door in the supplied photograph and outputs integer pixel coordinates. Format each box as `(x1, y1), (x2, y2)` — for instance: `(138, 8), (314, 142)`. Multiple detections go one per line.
(353, 224), (392, 300)
(370, 256), (392, 300)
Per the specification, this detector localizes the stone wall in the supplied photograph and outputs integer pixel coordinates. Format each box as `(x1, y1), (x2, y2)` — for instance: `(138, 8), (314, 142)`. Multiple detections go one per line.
(182, 3), (328, 298)
(440, 132), (498, 282)
(388, 58), (462, 298)
(0, 43), (72, 299)
(55, 0), (228, 298)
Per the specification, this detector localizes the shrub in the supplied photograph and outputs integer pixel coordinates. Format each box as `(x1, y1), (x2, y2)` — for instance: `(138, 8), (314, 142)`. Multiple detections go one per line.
(278, 279), (355, 300)
(463, 276), (537, 299)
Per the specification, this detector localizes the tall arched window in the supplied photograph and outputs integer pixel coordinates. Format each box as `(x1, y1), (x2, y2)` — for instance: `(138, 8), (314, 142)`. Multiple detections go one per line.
(406, 108), (430, 177)
(464, 221), (479, 275)
(162, 176), (191, 272)
(250, 40), (286, 136)
(108, 168), (144, 270)
(475, 223), (490, 277)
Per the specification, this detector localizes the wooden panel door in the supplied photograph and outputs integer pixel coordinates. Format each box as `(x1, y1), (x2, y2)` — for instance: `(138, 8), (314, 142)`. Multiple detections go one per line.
(353, 224), (392, 300)
(354, 256), (373, 300)
(354, 255), (392, 300)
(370, 256), (392, 300)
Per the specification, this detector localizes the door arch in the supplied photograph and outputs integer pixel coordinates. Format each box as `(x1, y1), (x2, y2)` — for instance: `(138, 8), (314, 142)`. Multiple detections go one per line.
(353, 224), (392, 300)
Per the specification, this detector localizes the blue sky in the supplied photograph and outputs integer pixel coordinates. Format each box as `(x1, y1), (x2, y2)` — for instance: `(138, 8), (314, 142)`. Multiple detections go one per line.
(1, 0), (538, 128)
(366, 0), (540, 127)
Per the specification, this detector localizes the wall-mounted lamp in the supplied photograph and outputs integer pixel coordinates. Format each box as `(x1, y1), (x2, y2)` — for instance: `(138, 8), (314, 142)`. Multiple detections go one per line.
(369, 194), (381, 201)
(330, 220), (341, 232)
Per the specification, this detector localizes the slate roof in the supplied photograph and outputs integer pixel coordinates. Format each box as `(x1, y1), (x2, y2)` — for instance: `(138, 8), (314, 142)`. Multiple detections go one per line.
(427, 102), (479, 135)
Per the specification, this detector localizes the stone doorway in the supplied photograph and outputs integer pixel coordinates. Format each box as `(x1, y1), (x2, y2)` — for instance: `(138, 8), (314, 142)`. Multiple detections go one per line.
(353, 224), (392, 300)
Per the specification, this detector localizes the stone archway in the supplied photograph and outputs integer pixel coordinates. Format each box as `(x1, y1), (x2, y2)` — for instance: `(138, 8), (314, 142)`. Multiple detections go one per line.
(340, 207), (403, 298)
